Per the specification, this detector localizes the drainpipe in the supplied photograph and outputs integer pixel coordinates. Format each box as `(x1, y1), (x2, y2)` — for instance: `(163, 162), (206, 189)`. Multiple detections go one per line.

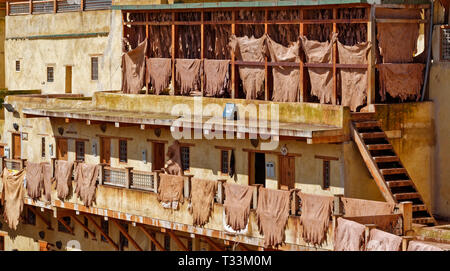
(421, 0), (434, 102)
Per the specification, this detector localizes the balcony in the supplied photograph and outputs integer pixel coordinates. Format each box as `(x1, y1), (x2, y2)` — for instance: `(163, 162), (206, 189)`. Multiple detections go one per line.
(0, 157), (414, 250)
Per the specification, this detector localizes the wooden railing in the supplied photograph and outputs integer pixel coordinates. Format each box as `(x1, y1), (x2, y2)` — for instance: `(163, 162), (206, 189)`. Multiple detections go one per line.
(0, 157), (26, 171)
(7, 0), (111, 16)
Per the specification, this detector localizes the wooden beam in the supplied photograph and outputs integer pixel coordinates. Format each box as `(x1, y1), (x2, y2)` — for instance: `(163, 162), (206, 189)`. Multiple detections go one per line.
(367, 6), (376, 105)
(231, 10), (236, 99)
(70, 215), (96, 240)
(202, 236), (224, 251)
(138, 225), (166, 251)
(314, 155), (339, 161)
(57, 217), (74, 235)
(85, 215), (119, 250)
(238, 243), (250, 251)
(171, 12), (176, 96)
(201, 10), (205, 97)
(111, 219), (143, 251)
(27, 206), (52, 230)
(299, 8), (306, 103)
(167, 230), (189, 251)
(264, 8), (269, 101)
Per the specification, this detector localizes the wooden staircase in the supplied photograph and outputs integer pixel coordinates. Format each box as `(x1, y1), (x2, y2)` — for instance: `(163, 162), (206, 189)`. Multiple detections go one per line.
(350, 112), (436, 225)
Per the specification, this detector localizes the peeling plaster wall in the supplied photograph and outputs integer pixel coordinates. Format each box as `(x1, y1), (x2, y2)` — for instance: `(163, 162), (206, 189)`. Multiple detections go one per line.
(4, 10), (122, 95)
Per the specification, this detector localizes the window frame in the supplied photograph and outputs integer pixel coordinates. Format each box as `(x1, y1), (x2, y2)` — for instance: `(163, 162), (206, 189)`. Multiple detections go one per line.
(220, 150), (229, 174)
(91, 56), (99, 81)
(322, 160), (331, 190)
(441, 25), (450, 62)
(75, 140), (86, 162)
(15, 60), (20, 72)
(47, 66), (54, 83)
(41, 137), (46, 158)
(119, 139), (128, 163)
(180, 146), (190, 172)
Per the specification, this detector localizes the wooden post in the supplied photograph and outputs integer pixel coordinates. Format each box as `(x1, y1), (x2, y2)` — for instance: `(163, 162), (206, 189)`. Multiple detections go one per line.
(138, 225), (166, 251)
(398, 201), (413, 236)
(231, 11), (236, 99)
(153, 170), (161, 193)
(6, 1), (9, 16)
(146, 12), (149, 94)
(216, 179), (227, 204)
(29, 0), (32, 15)
(201, 11), (205, 97)
(264, 8), (269, 101)
(332, 8), (337, 105)
(0, 156), (5, 171)
(402, 236), (414, 251)
(53, 0), (56, 13)
(167, 230), (189, 251)
(183, 174), (193, 199)
(20, 158), (27, 170)
(367, 6), (376, 105)
(290, 188), (300, 215)
(98, 163), (105, 185)
(299, 8), (306, 103)
(171, 12), (176, 95)
(251, 184), (263, 209)
(51, 158), (56, 178)
(333, 194), (344, 216)
(364, 224), (377, 248)
(125, 167), (133, 189)
(80, 0), (84, 11)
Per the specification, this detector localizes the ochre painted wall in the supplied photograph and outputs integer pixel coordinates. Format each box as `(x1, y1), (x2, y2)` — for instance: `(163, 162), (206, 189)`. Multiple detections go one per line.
(4, 10), (122, 95)
(429, 62), (450, 219)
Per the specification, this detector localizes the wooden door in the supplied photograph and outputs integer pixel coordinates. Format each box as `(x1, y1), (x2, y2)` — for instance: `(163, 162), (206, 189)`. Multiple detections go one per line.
(152, 143), (165, 171)
(65, 66), (72, 94)
(56, 138), (68, 161)
(279, 156), (295, 190)
(12, 133), (21, 159)
(100, 137), (111, 165)
(0, 145), (5, 157)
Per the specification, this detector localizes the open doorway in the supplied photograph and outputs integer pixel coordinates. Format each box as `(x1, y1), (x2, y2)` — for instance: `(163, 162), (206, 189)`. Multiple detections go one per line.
(249, 152), (266, 186)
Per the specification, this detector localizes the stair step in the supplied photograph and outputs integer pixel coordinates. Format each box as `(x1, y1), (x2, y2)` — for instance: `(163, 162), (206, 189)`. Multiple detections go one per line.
(394, 192), (420, 200)
(380, 168), (407, 175)
(386, 180), (413, 188)
(374, 156), (400, 163)
(412, 217), (435, 225)
(354, 121), (380, 128)
(351, 113), (376, 121)
(412, 204), (427, 212)
(367, 144), (393, 150)
(361, 132), (386, 139)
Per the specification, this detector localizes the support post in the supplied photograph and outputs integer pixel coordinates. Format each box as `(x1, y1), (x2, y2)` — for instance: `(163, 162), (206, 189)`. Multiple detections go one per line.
(53, 0), (56, 13)
(20, 158), (27, 170)
(332, 8), (337, 105)
(138, 225), (165, 251)
(333, 194), (344, 216)
(29, 0), (32, 15)
(86, 215), (119, 250)
(125, 167), (133, 189)
(398, 201), (413, 236)
(367, 6), (376, 105)
(290, 188), (300, 215)
(51, 158), (56, 178)
(153, 170), (161, 193)
(6, 1), (9, 16)
(70, 214), (96, 240)
(231, 11), (236, 99)
(183, 174), (193, 199)
(167, 230), (189, 251)
(364, 224), (377, 248)
(111, 219), (143, 251)
(264, 8), (269, 101)
(216, 179), (227, 204)
(171, 12), (176, 95)
(299, 8), (306, 103)
(201, 11), (205, 97)
(80, 0), (84, 11)
(251, 184), (263, 209)
(0, 156), (5, 171)
(98, 163), (105, 185)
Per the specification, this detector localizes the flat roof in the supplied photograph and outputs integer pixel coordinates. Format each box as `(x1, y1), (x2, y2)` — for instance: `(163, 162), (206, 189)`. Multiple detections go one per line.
(22, 107), (346, 143)
(112, 0), (430, 10)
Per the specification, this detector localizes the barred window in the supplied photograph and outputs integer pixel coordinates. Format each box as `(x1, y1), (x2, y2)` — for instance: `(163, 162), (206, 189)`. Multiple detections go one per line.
(119, 140), (127, 163)
(76, 141), (85, 162)
(180, 146), (190, 171)
(41, 137), (45, 158)
(221, 150), (229, 174)
(47, 66), (54, 82)
(91, 57), (99, 80)
(16, 60), (20, 72)
(323, 160), (330, 189)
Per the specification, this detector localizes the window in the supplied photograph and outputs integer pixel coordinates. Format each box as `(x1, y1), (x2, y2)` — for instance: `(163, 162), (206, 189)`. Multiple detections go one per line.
(41, 137), (45, 158)
(119, 140), (127, 163)
(76, 141), (85, 162)
(119, 222), (129, 250)
(47, 66), (54, 82)
(58, 216), (71, 233)
(101, 219), (109, 242)
(323, 160), (330, 189)
(84, 217), (89, 239)
(221, 150), (229, 174)
(0, 235), (4, 251)
(441, 26), (450, 61)
(24, 208), (36, 225)
(91, 57), (99, 80)
(164, 235), (171, 251)
(15, 60), (20, 72)
(180, 146), (190, 171)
